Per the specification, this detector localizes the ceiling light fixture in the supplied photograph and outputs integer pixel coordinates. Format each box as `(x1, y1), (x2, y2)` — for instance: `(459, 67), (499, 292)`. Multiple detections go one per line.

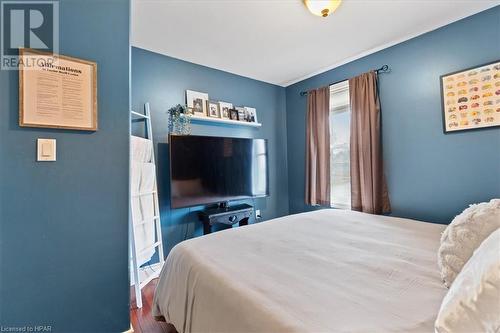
(304, 0), (342, 18)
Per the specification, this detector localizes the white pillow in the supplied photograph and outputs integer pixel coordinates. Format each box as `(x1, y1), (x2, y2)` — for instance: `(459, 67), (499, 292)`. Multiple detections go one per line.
(435, 229), (500, 333)
(438, 199), (500, 287)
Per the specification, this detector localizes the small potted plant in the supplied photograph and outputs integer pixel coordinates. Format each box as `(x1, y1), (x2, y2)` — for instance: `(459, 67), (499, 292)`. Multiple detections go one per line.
(167, 104), (192, 135)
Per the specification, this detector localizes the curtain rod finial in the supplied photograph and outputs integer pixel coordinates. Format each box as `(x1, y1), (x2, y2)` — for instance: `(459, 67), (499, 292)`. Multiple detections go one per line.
(377, 65), (390, 73)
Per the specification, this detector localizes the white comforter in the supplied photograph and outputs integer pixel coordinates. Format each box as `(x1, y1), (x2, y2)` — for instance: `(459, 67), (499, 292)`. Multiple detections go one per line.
(153, 209), (447, 333)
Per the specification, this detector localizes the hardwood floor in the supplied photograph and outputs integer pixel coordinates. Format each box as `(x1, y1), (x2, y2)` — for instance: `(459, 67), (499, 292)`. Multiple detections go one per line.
(130, 279), (177, 333)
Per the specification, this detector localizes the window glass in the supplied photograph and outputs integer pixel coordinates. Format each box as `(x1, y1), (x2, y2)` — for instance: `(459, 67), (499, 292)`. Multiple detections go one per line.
(329, 81), (351, 209)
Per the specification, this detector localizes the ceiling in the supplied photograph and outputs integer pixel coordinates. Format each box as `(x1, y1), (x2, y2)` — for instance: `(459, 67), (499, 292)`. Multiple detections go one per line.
(131, 0), (499, 87)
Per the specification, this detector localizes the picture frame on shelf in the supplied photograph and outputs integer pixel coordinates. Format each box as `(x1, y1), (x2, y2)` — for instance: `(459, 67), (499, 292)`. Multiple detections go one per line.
(229, 109), (239, 121)
(244, 107), (258, 123)
(236, 107), (246, 122)
(207, 100), (220, 118)
(218, 101), (232, 119)
(186, 90), (209, 117)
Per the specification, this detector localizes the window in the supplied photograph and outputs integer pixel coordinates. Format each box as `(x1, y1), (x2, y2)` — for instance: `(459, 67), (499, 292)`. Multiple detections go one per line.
(329, 80), (351, 209)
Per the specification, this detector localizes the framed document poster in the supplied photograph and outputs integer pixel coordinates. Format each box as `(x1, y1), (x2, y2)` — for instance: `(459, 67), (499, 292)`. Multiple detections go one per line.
(440, 60), (500, 133)
(19, 48), (98, 131)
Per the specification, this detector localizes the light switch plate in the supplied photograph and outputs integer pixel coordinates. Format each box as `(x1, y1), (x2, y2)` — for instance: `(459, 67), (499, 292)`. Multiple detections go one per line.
(37, 139), (56, 161)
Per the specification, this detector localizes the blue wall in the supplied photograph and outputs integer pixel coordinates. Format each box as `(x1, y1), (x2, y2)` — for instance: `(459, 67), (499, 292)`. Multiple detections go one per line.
(131, 47), (289, 255)
(0, 0), (130, 332)
(286, 6), (500, 224)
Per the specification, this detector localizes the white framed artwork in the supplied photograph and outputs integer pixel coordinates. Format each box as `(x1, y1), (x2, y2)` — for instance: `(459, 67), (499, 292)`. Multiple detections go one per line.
(244, 107), (258, 123)
(218, 101), (232, 119)
(186, 90), (209, 117)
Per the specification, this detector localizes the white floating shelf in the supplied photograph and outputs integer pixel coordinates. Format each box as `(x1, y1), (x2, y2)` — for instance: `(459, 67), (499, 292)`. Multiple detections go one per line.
(184, 115), (262, 127)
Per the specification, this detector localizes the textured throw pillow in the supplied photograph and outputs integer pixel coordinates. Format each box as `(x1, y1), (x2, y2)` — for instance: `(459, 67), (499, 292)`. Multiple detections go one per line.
(438, 198), (500, 287)
(435, 229), (500, 333)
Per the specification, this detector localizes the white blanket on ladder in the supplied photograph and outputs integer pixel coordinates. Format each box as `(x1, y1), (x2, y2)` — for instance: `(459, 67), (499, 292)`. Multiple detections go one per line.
(131, 136), (156, 266)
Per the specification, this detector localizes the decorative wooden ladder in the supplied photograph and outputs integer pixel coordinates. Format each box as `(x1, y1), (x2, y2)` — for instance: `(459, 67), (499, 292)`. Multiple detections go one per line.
(130, 103), (164, 308)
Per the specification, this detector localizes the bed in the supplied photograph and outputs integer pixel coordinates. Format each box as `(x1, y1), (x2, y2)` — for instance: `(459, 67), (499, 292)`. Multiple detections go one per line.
(153, 209), (447, 333)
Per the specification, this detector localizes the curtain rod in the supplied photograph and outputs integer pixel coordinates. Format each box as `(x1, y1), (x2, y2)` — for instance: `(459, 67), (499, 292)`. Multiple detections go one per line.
(299, 65), (390, 96)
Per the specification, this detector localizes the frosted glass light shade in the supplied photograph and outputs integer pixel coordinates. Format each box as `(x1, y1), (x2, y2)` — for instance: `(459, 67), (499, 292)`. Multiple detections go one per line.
(304, 0), (342, 17)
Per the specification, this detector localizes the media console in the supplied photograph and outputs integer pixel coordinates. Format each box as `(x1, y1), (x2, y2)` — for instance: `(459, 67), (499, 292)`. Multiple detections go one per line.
(198, 203), (253, 235)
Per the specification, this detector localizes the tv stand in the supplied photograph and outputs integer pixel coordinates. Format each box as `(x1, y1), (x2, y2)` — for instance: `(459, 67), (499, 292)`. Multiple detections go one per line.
(198, 203), (253, 235)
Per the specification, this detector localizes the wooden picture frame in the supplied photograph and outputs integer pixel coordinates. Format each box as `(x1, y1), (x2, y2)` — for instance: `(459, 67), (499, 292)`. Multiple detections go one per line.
(207, 101), (220, 118)
(440, 59), (500, 133)
(19, 48), (98, 131)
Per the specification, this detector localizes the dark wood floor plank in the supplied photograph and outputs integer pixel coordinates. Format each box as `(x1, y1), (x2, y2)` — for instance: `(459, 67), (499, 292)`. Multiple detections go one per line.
(131, 279), (177, 333)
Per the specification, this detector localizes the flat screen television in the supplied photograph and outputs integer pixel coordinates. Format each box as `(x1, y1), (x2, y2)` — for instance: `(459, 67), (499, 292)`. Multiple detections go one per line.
(169, 135), (269, 208)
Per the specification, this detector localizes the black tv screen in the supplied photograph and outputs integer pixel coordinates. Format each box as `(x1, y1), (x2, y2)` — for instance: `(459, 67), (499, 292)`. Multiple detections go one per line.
(169, 135), (269, 208)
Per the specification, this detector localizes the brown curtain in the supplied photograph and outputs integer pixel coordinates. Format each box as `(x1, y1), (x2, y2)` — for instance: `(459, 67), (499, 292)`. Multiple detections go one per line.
(305, 87), (330, 206)
(349, 71), (391, 214)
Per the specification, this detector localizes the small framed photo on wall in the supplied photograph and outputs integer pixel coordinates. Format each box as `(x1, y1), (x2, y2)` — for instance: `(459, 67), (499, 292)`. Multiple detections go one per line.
(440, 60), (500, 133)
(218, 101), (232, 119)
(186, 90), (208, 117)
(207, 101), (219, 118)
